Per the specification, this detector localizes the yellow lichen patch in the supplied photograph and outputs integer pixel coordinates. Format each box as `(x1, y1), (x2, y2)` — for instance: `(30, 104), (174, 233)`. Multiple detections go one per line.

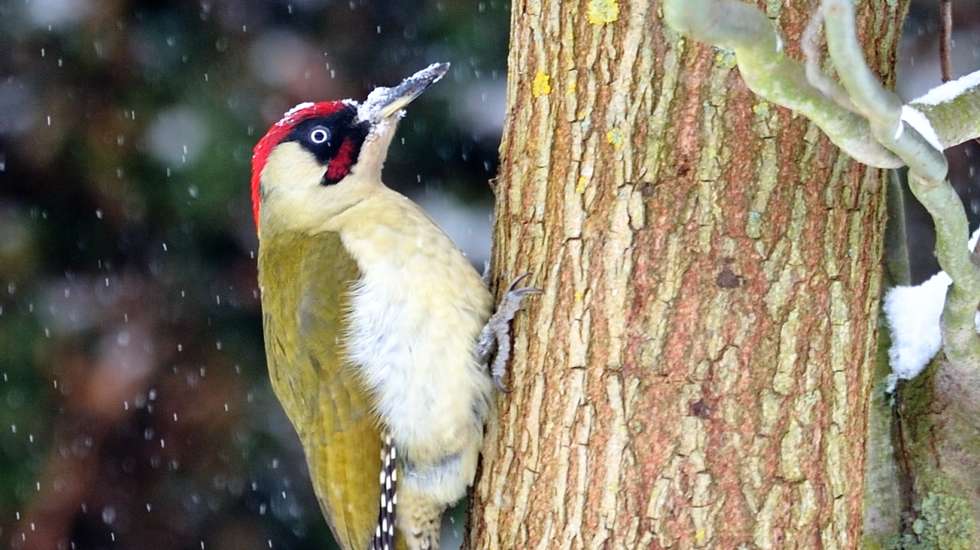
(587, 0), (619, 25)
(606, 128), (624, 149)
(575, 176), (587, 194)
(532, 71), (552, 97)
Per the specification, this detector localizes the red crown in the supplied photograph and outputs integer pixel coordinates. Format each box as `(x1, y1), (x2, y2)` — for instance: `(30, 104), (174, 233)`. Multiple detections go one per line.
(250, 101), (348, 229)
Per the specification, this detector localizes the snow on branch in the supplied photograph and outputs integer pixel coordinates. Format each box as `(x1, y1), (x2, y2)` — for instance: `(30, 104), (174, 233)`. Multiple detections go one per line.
(908, 70), (980, 150)
(884, 228), (980, 390)
(822, 0), (947, 184)
(824, 0), (980, 374)
(663, 0), (980, 379)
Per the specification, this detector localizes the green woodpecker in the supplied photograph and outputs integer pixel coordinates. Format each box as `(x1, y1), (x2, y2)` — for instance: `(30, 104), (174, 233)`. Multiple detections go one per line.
(251, 63), (534, 550)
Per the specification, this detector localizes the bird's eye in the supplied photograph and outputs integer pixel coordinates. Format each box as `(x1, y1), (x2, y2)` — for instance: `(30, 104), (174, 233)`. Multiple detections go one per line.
(309, 127), (330, 144)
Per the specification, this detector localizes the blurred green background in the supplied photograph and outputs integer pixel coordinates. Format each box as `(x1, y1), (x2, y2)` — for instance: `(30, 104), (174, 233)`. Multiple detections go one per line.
(0, 1), (506, 548)
(1, 1), (979, 549)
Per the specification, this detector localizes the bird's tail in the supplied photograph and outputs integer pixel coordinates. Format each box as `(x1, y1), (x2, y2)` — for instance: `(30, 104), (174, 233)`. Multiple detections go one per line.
(369, 434), (446, 550)
(371, 434), (398, 550)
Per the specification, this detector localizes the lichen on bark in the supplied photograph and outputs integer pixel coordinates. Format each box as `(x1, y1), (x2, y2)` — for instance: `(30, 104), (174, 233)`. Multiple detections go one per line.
(889, 358), (980, 549)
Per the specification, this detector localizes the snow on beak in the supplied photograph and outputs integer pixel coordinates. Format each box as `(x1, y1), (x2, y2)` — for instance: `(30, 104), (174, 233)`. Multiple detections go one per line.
(357, 62), (450, 124)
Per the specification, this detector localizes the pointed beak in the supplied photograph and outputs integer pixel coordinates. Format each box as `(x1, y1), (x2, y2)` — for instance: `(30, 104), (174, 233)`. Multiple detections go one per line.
(357, 62), (450, 124)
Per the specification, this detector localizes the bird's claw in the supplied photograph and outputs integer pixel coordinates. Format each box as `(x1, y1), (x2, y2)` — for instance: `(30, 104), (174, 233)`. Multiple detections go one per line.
(492, 373), (510, 393)
(477, 272), (540, 391)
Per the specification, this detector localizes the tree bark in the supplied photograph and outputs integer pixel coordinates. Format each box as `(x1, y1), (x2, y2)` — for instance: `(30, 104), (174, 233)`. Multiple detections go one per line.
(890, 357), (980, 548)
(472, 1), (908, 548)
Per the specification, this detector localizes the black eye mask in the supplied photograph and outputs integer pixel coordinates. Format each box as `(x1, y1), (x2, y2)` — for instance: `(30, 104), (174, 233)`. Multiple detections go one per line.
(285, 107), (370, 184)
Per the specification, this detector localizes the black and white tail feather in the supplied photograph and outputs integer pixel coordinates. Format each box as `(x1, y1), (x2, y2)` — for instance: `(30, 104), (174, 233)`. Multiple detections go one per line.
(370, 433), (398, 550)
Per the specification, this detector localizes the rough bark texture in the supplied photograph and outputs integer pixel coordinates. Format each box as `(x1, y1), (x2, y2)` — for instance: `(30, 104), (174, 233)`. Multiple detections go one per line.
(889, 358), (980, 549)
(861, 321), (903, 547)
(870, 152), (980, 549)
(471, 1), (907, 548)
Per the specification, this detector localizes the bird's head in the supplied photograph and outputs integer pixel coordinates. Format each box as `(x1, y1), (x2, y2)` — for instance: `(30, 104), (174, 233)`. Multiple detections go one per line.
(250, 62), (449, 234)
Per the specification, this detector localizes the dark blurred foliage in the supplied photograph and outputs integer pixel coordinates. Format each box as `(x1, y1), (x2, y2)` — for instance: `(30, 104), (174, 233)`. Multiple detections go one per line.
(0, 1), (507, 549)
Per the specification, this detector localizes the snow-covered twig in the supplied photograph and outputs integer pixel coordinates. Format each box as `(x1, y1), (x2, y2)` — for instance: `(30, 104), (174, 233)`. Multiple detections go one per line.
(908, 70), (980, 150)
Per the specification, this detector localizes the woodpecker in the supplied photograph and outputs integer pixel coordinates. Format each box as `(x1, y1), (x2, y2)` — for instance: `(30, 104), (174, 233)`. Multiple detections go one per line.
(251, 63), (534, 550)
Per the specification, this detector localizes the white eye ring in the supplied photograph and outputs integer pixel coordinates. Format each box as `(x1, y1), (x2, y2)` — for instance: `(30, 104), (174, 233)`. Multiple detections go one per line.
(310, 127), (330, 144)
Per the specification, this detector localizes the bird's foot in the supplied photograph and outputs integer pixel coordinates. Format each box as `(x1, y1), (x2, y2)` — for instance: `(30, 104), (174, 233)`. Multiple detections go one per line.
(481, 260), (492, 286)
(476, 273), (540, 391)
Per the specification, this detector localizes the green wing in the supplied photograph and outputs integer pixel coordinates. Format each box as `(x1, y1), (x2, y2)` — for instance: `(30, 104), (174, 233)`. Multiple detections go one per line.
(259, 230), (381, 550)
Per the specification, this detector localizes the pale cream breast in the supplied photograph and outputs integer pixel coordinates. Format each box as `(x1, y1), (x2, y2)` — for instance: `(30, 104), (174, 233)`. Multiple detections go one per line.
(331, 189), (494, 502)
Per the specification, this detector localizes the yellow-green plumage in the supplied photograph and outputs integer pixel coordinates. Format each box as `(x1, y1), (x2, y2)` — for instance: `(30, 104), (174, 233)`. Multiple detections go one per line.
(258, 229), (391, 550)
(253, 65), (499, 549)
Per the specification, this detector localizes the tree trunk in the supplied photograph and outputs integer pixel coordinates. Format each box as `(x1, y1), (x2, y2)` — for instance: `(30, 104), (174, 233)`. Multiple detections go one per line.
(471, 1), (908, 548)
(890, 357), (980, 548)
